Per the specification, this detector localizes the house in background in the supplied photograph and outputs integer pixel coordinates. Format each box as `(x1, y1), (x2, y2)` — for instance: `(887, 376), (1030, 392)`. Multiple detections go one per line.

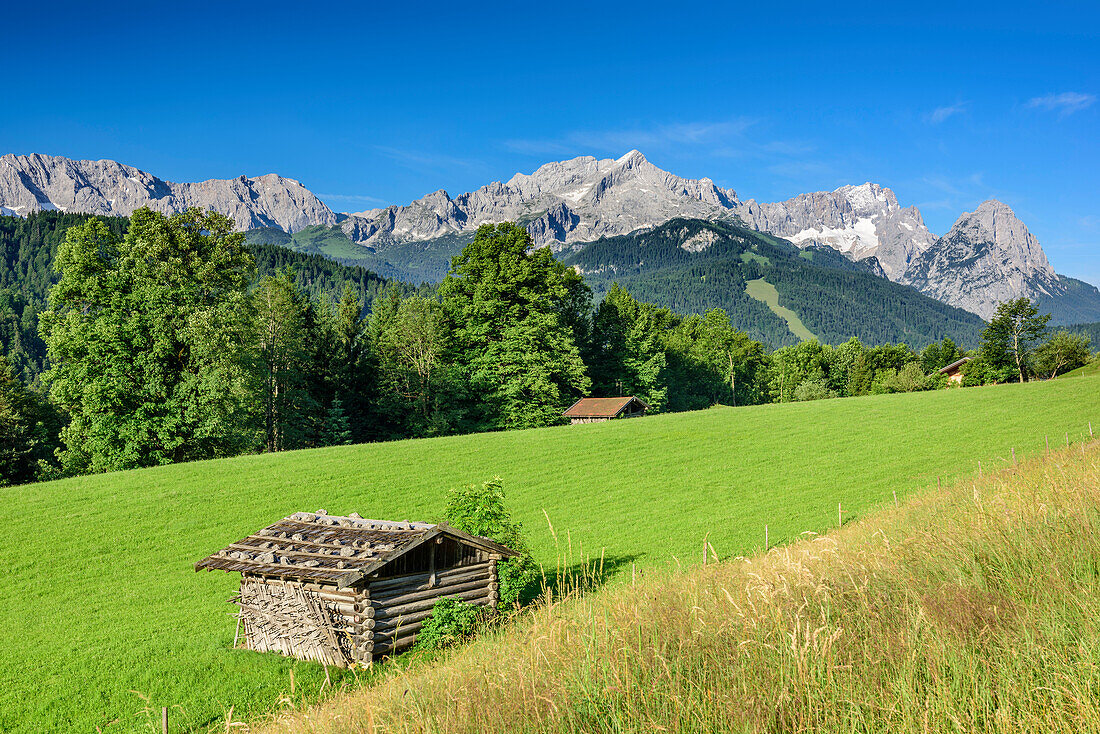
(938, 356), (972, 385)
(563, 396), (649, 425)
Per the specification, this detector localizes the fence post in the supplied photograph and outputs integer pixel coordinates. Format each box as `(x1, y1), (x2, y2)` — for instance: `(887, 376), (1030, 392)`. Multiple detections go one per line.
(1012, 447), (1016, 465)
(893, 488), (898, 507)
(838, 501), (842, 528)
(1046, 435), (1050, 457)
(162, 707), (168, 734)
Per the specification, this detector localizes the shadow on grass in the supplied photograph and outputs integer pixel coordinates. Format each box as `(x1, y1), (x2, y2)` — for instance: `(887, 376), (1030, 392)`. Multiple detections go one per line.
(526, 552), (644, 606)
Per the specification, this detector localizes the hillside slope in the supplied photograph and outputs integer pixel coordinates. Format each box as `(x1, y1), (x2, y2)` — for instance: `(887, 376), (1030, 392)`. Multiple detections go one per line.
(1, 377), (1098, 732)
(564, 219), (986, 347)
(261, 439), (1100, 734)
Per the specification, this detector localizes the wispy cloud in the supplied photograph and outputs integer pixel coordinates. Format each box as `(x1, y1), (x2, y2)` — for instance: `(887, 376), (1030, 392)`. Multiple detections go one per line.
(373, 145), (479, 173)
(921, 172), (985, 198)
(1026, 92), (1096, 116)
(501, 117), (826, 189)
(767, 160), (834, 179)
(915, 172), (1003, 225)
(926, 102), (967, 124)
(502, 118), (764, 158)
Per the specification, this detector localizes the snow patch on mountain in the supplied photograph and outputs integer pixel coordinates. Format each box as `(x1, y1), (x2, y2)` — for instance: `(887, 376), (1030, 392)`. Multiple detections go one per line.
(737, 182), (935, 280)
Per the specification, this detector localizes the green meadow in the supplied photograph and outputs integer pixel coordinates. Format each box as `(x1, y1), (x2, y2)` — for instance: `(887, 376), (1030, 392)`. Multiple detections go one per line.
(744, 277), (817, 340)
(1065, 357), (1100, 379)
(2, 376), (1099, 732)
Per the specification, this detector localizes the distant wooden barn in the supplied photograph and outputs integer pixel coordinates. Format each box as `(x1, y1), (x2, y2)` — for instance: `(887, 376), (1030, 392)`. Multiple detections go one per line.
(563, 396), (649, 424)
(938, 356), (972, 385)
(195, 511), (518, 667)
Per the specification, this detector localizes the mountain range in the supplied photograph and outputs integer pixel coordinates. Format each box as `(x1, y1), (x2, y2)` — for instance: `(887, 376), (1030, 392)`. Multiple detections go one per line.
(2, 151), (1098, 325)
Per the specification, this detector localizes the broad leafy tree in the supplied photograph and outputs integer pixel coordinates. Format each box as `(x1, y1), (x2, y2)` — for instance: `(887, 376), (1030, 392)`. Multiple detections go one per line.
(979, 298), (1052, 383)
(252, 269), (318, 452)
(376, 294), (463, 435)
(1034, 330), (1091, 379)
(920, 337), (963, 374)
(587, 284), (671, 410)
(39, 208), (256, 473)
(440, 224), (590, 429)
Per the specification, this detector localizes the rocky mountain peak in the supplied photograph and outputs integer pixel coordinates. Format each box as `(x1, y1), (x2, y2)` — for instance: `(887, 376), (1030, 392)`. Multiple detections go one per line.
(333, 151), (741, 251)
(615, 149), (647, 167)
(835, 182), (899, 213)
(0, 153), (338, 233)
(736, 182), (933, 281)
(901, 199), (1060, 320)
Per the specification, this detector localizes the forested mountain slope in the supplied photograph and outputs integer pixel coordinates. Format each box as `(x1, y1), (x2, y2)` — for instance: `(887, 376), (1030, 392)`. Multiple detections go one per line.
(245, 224), (472, 284)
(563, 219), (986, 348)
(0, 212), (405, 381)
(1065, 321), (1100, 347)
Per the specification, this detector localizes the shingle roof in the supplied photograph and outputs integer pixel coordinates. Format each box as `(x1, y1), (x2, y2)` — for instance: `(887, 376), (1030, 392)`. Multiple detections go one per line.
(937, 356), (972, 375)
(195, 511), (517, 588)
(562, 396), (649, 418)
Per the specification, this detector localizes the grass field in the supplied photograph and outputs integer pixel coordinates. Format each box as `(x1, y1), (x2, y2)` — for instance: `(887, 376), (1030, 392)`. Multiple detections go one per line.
(2, 376), (1099, 732)
(261, 436), (1100, 734)
(1063, 357), (1100, 379)
(744, 277), (816, 341)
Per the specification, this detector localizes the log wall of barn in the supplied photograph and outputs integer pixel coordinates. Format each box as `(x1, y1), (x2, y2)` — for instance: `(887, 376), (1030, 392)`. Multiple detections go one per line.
(236, 544), (504, 665)
(368, 555), (501, 656)
(237, 576), (374, 668)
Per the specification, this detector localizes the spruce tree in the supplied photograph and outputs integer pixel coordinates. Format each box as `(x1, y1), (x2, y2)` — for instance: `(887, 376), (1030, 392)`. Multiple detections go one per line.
(321, 397), (352, 446)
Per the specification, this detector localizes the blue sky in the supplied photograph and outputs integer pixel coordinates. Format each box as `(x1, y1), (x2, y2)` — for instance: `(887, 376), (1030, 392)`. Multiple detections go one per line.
(4, 1), (1098, 284)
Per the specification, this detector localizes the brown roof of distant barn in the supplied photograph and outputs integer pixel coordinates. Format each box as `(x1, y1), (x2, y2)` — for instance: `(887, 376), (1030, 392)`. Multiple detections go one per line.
(937, 356), (972, 375)
(195, 511), (517, 588)
(562, 396), (649, 418)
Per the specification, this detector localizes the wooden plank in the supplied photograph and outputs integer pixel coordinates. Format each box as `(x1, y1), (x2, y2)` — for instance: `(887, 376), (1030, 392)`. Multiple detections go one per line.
(225, 543), (381, 563)
(374, 589), (492, 620)
(371, 607), (436, 632)
(372, 619), (426, 638)
(372, 631), (420, 654)
(370, 577), (490, 609)
(369, 565), (490, 597)
(368, 562), (491, 591)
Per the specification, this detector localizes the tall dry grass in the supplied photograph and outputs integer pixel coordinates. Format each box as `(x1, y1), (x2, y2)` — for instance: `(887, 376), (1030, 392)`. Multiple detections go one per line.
(255, 441), (1100, 734)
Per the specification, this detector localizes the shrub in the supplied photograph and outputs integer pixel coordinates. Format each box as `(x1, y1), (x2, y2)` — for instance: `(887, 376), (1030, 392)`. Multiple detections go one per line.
(413, 598), (485, 652)
(792, 378), (837, 402)
(873, 362), (930, 393)
(444, 477), (536, 610)
(961, 354), (1014, 386)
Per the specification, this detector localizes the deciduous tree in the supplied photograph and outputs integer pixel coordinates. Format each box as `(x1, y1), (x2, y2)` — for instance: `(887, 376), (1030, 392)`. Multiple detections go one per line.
(1034, 330), (1091, 379)
(39, 208), (255, 473)
(441, 224), (590, 429)
(979, 298), (1051, 383)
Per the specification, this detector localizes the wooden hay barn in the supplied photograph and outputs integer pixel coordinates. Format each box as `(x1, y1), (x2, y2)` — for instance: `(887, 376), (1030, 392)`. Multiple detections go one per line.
(938, 356), (972, 385)
(563, 396), (649, 424)
(195, 510), (519, 667)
